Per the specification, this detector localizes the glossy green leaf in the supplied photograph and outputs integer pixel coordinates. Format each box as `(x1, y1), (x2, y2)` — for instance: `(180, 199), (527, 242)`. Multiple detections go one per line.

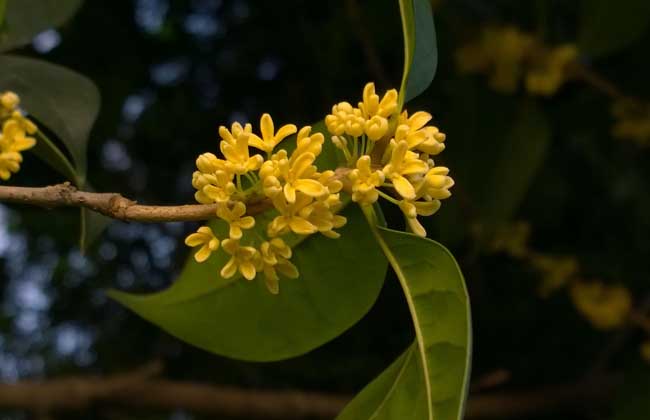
(398, 0), (437, 106)
(339, 210), (471, 420)
(579, 0), (650, 57)
(0, 55), (100, 182)
(109, 203), (387, 362)
(0, 0), (83, 52)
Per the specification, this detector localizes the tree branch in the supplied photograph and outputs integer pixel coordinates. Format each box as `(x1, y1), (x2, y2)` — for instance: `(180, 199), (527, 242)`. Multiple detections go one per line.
(0, 364), (620, 419)
(0, 182), (270, 222)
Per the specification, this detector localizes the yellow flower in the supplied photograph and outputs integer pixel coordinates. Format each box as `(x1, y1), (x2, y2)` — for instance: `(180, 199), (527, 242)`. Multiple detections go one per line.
(267, 192), (318, 237)
(306, 195), (347, 238)
(611, 99), (650, 146)
(399, 199), (441, 237)
(325, 102), (365, 137)
(0, 152), (22, 181)
(457, 27), (535, 93)
(220, 238), (261, 281)
(569, 281), (632, 330)
(248, 113), (297, 153)
(291, 126), (324, 160)
(259, 238), (299, 294)
(220, 131), (263, 174)
(359, 82), (398, 119)
(526, 45), (578, 96)
(1, 120), (36, 153)
(218, 122), (253, 145)
(216, 201), (255, 240)
(531, 254), (579, 297)
(192, 170), (236, 204)
(364, 115), (389, 141)
(268, 151), (327, 203)
(382, 140), (428, 200)
(185, 226), (220, 263)
(349, 155), (384, 205)
(398, 111), (446, 155)
(488, 222), (531, 258)
(0, 118), (37, 181)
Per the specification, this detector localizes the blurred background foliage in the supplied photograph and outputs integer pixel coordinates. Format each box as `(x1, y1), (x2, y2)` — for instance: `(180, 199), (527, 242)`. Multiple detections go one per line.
(1, 0), (650, 419)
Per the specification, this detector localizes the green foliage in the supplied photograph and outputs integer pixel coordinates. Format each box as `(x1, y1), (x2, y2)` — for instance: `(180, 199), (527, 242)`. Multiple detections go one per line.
(579, 0), (650, 57)
(0, 0), (83, 52)
(109, 204), (388, 362)
(339, 218), (471, 420)
(399, 0), (437, 105)
(0, 54), (104, 248)
(0, 55), (99, 182)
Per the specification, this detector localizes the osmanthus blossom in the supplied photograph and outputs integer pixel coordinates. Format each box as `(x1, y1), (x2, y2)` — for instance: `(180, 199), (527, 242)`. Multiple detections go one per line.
(186, 82), (454, 294)
(0, 92), (37, 181)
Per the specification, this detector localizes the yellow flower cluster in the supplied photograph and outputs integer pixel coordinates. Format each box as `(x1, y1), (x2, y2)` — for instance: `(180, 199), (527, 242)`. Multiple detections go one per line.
(611, 99), (650, 146)
(326, 82), (453, 237)
(186, 114), (345, 294)
(484, 221), (638, 332)
(0, 92), (37, 181)
(569, 281), (632, 330)
(456, 26), (577, 96)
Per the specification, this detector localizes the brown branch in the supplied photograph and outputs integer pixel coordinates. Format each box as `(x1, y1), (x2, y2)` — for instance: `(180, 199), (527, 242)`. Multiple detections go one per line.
(0, 363), (621, 419)
(0, 182), (269, 222)
(0, 169), (353, 223)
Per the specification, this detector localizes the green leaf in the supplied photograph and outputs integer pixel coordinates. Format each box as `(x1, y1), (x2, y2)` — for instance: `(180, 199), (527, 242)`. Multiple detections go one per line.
(578, 0), (650, 57)
(0, 55), (105, 248)
(340, 209), (471, 420)
(0, 55), (100, 182)
(398, 0), (437, 106)
(0, 0), (83, 52)
(477, 101), (551, 227)
(109, 204), (388, 362)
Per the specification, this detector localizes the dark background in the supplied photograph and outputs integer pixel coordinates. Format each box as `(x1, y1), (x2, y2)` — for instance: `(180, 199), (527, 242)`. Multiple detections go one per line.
(1, 0), (650, 419)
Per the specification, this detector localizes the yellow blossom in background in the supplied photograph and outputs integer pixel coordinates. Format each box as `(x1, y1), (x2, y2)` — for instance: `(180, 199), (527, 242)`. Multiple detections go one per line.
(526, 45), (578, 96)
(0, 92), (37, 181)
(248, 113), (297, 153)
(488, 222), (531, 258)
(611, 99), (650, 146)
(531, 254), (579, 297)
(569, 281), (632, 330)
(220, 239), (261, 281)
(641, 340), (650, 363)
(185, 226), (220, 263)
(457, 26), (535, 93)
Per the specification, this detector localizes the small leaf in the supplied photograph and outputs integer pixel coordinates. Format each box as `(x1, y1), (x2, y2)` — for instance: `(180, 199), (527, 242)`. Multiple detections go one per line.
(0, 0), (83, 52)
(398, 0), (438, 105)
(578, 0), (650, 57)
(340, 210), (471, 420)
(0, 55), (100, 181)
(109, 204), (388, 362)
